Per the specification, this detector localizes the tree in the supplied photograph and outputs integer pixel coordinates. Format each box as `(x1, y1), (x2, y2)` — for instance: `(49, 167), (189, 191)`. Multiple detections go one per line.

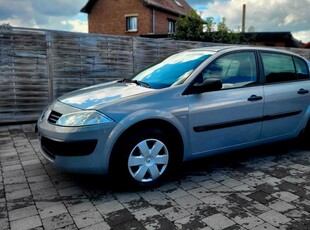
(173, 13), (247, 44)
(173, 9), (204, 41)
(0, 23), (13, 31)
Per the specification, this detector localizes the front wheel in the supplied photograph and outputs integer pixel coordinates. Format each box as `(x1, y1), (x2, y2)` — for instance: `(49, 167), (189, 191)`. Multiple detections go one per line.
(128, 138), (169, 183)
(110, 128), (176, 187)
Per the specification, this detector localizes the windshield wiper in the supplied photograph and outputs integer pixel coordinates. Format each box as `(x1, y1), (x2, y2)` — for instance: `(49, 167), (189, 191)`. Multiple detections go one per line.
(117, 78), (151, 88)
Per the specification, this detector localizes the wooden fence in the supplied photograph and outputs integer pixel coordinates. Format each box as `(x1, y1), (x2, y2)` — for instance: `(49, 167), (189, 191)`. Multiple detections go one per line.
(1, 27), (310, 124)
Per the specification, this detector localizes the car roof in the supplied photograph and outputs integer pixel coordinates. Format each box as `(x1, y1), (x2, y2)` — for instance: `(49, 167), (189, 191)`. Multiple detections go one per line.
(185, 45), (304, 58)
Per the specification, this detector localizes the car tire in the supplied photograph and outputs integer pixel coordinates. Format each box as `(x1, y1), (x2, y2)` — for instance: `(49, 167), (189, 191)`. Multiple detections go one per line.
(110, 128), (177, 188)
(300, 120), (310, 146)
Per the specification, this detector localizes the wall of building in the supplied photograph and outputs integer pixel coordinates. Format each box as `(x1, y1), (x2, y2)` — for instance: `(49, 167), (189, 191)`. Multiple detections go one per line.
(88, 0), (152, 36)
(154, 10), (178, 34)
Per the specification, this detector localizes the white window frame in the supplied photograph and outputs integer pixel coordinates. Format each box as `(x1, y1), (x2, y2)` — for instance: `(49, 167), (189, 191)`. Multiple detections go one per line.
(168, 20), (176, 34)
(126, 16), (138, 32)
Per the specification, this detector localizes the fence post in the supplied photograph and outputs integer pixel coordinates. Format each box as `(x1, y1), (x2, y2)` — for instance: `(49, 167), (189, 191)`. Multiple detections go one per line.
(132, 37), (136, 74)
(46, 31), (53, 103)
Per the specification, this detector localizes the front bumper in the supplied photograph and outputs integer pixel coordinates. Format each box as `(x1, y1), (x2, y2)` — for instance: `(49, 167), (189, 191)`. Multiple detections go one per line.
(37, 102), (116, 175)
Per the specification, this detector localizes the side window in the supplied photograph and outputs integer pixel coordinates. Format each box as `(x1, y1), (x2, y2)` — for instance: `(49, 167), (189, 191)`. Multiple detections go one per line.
(294, 57), (309, 80)
(201, 52), (257, 89)
(261, 52), (296, 83)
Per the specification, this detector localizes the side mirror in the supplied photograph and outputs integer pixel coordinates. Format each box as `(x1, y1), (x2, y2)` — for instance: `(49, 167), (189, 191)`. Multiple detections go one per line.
(183, 78), (222, 95)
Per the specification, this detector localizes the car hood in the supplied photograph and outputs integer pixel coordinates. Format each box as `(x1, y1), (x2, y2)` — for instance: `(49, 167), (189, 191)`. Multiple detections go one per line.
(58, 81), (153, 110)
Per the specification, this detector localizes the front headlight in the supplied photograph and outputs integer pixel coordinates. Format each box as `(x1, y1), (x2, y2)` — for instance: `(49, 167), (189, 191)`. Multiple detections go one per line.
(56, 110), (114, 127)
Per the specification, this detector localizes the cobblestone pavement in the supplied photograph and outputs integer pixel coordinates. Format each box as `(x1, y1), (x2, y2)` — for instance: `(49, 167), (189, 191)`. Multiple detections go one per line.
(1, 124), (310, 230)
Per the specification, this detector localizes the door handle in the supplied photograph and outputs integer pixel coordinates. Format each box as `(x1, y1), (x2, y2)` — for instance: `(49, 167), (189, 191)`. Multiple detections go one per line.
(247, 95), (263, 101)
(298, 89), (309, 95)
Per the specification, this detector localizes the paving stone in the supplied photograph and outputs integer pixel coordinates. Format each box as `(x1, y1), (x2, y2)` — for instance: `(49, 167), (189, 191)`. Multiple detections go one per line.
(277, 181), (303, 194)
(8, 205), (38, 221)
(210, 185), (233, 196)
(6, 188), (31, 201)
(73, 211), (104, 229)
(133, 207), (161, 221)
(58, 186), (83, 197)
(112, 219), (145, 230)
(271, 191), (299, 202)
(4, 175), (27, 185)
(243, 201), (270, 216)
(174, 194), (203, 209)
(67, 201), (96, 217)
(105, 209), (134, 226)
(147, 197), (177, 211)
(187, 187), (212, 199)
(283, 176), (306, 184)
(0, 217), (9, 229)
(255, 183), (279, 194)
(175, 180), (200, 191)
(81, 221), (111, 230)
(199, 180), (222, 189)
(221, 178), (244, 188)
(160, 205), (191, 221)
(38, 203), (68, 219)
(247, 191), (276, 205)
(32, 187), (59, 200)
(269, 200), (296, 213)
(6, 196), (35, 211)
(139, 190), (166, 201)
(174, 215), (207, 230)
(201, 194), (228, 207)
(29, 180), (54, 191)
(202, 213), (235, 230)
(10, 215), (42, 230)
(123, 197), (151, 212)
(231, 211), (264, 229)
(4, 183), (29, 193)
(114, 192), (141, 203)
(251, 223), (278, 230)
(42, 213), (74, 230)
(241, 177), (265, 187)
(96, 200), (124, 215)
(232, 184), (255, 194)
(27, 174), (50, 183)
(142, 215), (177, 230)
(164, 187), (189, 200)
(258, 210), (291, 227)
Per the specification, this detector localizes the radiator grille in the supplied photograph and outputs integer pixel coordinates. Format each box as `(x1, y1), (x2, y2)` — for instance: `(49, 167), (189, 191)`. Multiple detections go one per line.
(48, 111), (62, 124)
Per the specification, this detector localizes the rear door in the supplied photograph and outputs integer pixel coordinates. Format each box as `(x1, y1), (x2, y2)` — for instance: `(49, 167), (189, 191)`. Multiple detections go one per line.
(260, 52), (310, 139)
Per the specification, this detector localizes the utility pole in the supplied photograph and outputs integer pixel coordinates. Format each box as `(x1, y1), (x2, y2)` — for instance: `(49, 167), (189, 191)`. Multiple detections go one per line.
(242, 4), (246, 33)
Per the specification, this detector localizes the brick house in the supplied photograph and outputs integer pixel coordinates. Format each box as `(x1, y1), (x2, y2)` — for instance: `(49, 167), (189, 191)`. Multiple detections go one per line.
(81, 0), (193, 36)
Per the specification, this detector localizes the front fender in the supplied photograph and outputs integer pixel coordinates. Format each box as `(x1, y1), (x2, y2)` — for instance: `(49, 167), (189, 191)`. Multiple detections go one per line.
(102, 109), (191, 170)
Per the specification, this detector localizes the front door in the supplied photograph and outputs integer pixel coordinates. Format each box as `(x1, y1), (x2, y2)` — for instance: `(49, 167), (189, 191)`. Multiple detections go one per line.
(188, 51), (264, 156)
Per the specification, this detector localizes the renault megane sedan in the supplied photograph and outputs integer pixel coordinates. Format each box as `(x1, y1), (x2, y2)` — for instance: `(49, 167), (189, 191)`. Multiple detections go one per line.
(37, 46), (310, 186)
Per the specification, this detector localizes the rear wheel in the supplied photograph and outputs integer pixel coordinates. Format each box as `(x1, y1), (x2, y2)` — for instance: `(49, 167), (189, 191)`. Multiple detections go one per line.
(300, 120), (310, 146)
(110, 128), (177, 187)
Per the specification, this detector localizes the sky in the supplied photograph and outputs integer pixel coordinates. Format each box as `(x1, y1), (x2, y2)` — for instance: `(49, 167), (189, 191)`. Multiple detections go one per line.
(0, 0), (310, 43)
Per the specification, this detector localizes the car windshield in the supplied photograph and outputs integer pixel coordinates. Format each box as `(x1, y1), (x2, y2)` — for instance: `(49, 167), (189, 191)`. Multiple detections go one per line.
(131, 51), (213, 89)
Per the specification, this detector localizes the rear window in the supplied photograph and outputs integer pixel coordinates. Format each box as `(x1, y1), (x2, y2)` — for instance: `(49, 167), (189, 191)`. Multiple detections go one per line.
(294, 57), (309, 80)
(261, 52), (309, 83)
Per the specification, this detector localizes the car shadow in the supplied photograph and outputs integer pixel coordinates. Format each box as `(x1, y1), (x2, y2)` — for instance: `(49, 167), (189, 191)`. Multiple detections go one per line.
(69, 139), (307, 192)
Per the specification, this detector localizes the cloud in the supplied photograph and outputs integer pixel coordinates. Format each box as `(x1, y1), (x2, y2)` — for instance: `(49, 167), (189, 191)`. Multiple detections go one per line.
(191, 0), (310, 42)
(0, 0), (88, 32)
(61, 20), (88, 33)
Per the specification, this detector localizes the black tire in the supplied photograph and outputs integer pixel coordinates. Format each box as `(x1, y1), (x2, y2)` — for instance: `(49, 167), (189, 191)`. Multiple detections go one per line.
(299, 120), (310, 147)
(110, 128), (177, 188)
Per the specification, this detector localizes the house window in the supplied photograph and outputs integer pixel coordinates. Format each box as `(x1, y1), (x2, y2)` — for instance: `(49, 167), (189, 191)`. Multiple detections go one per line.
(168, 20), (176, 34)
(126, 16), (138, 32)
